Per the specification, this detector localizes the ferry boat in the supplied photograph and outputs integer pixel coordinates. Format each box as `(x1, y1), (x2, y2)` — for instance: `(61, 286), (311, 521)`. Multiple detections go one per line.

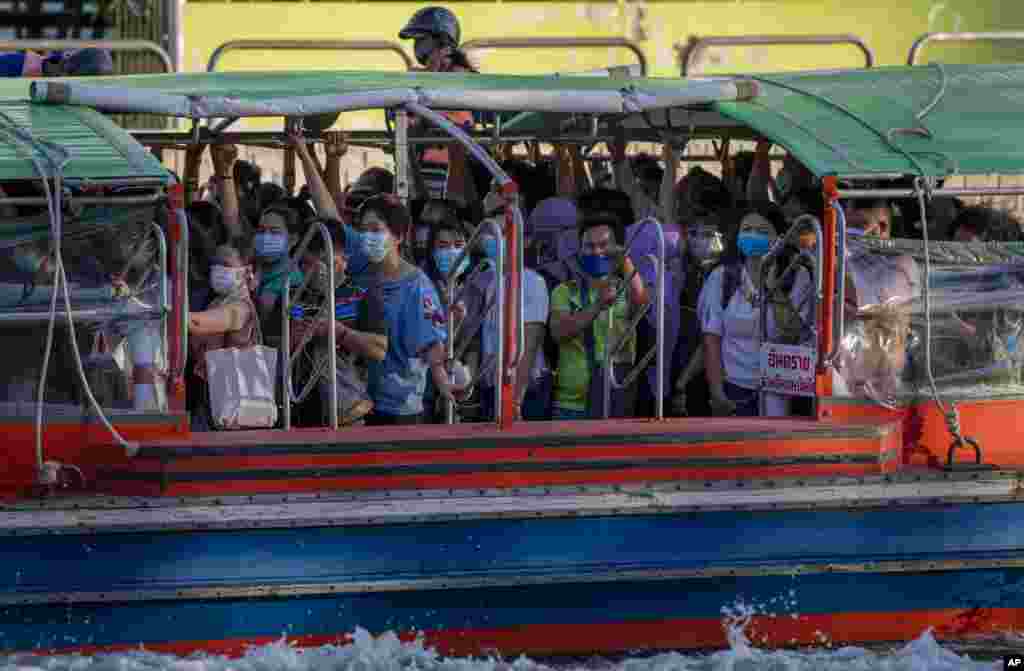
(2, 61), (1024, 658)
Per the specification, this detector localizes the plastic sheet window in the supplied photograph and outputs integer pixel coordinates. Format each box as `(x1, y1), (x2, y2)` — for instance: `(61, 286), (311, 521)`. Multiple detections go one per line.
(0, 206), (167, 414)
(835, 237), (1024, 405)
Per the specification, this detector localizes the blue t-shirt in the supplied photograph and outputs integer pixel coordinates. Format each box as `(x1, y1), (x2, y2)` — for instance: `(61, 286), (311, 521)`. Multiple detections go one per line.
(366, 265), (447, 416)
(0, 52), (26, 77)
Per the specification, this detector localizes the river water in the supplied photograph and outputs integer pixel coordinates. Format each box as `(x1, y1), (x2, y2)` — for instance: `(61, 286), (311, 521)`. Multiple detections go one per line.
(2, 617), (1019, 671)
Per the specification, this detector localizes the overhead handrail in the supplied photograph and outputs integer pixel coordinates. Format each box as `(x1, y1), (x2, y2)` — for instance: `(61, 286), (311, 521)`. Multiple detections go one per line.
(461, 37), (648, 77)
(679, 34), (873, 76)
(0, 39), (173, 73)
(907, 31), (1024, 65)
(281, 220), (338, 431)
(207, 39), (414, 72)
(601, 217), (666, 420)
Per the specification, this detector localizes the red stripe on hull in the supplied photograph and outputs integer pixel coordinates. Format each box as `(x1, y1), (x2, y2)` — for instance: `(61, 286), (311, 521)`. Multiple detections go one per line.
(22, 608), (1024, 659)
(127, 463), (884, 497)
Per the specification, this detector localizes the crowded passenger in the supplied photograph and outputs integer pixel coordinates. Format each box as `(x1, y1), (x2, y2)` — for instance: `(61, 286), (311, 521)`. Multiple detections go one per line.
(420, 200), (472, 422)
(548, 188), (649, 419)
(697, 206), (813, 417)
(353, 193), (466, 425)
(289, 222), (386, 426)
(187, 244), (258, 429)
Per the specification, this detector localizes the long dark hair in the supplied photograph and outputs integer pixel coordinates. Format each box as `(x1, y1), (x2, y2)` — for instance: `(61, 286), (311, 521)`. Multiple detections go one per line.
(718, 202), (788, 269)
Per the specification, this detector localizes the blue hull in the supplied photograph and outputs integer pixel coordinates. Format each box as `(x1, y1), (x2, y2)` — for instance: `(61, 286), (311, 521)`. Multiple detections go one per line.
(3, 475), (1024, 654)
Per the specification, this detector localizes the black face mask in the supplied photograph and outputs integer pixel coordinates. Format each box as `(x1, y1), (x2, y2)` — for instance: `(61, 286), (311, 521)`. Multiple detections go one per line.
(414, 36), (439, 66)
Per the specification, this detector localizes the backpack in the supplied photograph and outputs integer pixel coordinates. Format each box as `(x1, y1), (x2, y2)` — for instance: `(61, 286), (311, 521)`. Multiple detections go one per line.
(719, 259), (807, 346)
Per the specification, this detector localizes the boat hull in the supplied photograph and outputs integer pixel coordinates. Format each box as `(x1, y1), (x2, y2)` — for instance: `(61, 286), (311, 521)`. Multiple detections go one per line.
(4, 473), (1024, 656)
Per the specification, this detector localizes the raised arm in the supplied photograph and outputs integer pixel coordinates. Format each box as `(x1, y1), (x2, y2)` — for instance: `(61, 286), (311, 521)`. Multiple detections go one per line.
(184, 143), (206, 205)
(286, 129), (341, 221)
(322, 131), (348, 212)
(555, 144), (575, 197)
(746, 139), (775, 204)
(210, 144), (242, 240)
(660, 139), (678, 227)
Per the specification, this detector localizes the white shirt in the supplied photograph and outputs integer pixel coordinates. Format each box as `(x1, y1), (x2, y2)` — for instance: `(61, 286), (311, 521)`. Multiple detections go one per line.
(482, 267), (549, 381)
(698, 264), (813, 391)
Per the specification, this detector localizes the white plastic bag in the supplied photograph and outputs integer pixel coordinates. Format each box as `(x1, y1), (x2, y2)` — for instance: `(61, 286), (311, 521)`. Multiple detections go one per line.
(204, 345), (279, 429)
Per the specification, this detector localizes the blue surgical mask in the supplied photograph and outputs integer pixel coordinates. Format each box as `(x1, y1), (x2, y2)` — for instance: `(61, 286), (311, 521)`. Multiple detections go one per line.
(579, 253), (612, 278)
(433, 247), (468, 277)
(253, 232), (288, 260)
(481, 236), (499, 260)
(737, 231), (773, 258)
(361, 230), (391, 263)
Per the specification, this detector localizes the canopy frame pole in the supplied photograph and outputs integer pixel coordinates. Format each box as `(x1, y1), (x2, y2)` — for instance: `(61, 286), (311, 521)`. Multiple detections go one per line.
(461, 37), (648, 76)
(167, 184), (188, 413)
(838, 186), (1024, 198)
(679, 33), (874, 76)
(907, 31), (1024, 66)
(404, 101), (520, 428)
(206, 39), (414, 73)
(394, 109), (411, 205)
(816, 177), (839, 411)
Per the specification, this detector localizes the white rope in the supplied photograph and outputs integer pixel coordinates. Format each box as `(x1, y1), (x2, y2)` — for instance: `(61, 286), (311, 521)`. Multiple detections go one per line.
(914, 175), (964, 443)
(0, 114), (139, 469)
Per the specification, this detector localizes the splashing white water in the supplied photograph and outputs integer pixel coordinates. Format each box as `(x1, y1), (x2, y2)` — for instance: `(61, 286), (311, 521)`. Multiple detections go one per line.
(0, 618), (1003, 671)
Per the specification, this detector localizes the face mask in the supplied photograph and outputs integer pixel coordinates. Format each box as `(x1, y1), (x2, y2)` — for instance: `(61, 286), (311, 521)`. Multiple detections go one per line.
(210, 265), (246, 295)
(254, 232), (288, 259)
(361, 230), (391, 263)
(481, 235), (499, 260)
(433, 247), (468, 277)
(414, 36), (438, 66)
(737, 231), (773, 258)
(579, 253), (612, 278)
(14, 249), (43, 274)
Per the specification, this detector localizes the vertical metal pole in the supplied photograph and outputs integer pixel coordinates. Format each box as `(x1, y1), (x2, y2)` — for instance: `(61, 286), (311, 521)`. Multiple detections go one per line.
(816, 177), (839, 412)
(603, 303), (613, 419)
(654, 225), (666, 420)
(167, 183), (188, 414)
(282, 281), (291, 430)
(498, 183), (519, 428)
(319, 221), (339, 430)
(445, 279), (456, 425)
(394, 109), (410, 205)
(151, 220), (170, 414)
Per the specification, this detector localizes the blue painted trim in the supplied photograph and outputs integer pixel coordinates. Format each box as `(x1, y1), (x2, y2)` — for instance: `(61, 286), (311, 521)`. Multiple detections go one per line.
(7, 503), (1024, 596)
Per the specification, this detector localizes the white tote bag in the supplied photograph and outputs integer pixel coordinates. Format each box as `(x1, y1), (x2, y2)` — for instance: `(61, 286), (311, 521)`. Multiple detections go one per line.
(205, 344), (279, 429)
(204, 302), (279, 430)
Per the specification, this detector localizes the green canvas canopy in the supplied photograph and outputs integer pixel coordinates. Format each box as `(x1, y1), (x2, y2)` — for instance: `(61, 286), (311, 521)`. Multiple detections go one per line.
(507, 64), (1024, 179)
(0, 80), (169, 183)
(20, 63), (1024, 180)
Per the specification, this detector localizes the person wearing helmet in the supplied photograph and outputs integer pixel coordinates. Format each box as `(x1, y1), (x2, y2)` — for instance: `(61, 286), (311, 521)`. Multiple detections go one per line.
(399, 6), (473, 74)
(399, 7), (478, 207)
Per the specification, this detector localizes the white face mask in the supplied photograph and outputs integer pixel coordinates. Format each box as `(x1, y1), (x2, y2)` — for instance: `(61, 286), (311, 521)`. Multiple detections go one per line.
(210, 265), (247, 295)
